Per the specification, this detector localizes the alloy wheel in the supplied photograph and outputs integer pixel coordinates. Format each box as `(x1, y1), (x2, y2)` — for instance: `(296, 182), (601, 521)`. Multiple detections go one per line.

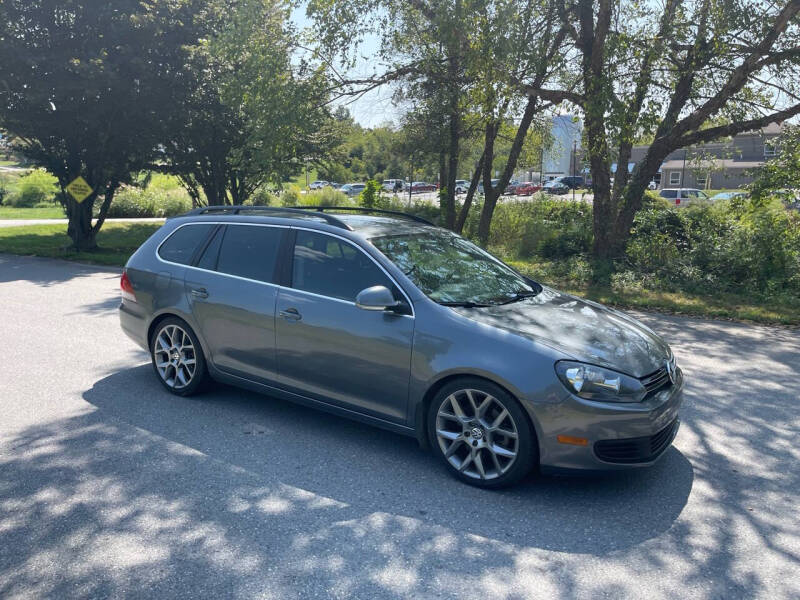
(153, 324), (197, 390)
(435, 389), (519, 481)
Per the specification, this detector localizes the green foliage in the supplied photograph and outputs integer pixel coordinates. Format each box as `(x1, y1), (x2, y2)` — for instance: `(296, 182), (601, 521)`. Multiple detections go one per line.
(464, 195), (593, 259)
(105, 186), (191, 218)
(750, 125), (800, 202)
(3, 169), (59, 207)
(164, 0), (338, 206)
(0, 0), (198, 247)
(359, 180), (382, 208)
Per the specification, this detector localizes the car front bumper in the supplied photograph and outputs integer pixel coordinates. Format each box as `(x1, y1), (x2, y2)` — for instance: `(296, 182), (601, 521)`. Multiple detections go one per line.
(533, 367), (685, 472)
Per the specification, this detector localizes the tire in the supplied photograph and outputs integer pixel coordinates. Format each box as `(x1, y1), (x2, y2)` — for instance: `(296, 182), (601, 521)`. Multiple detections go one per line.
(150, 317), (208, 396)
(427, 378), (537, 488)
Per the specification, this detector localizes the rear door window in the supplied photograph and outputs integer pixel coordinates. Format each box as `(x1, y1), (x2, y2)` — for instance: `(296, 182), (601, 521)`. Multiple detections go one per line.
(158, 224), (215, 265)
(214, 225), (283, 284)
(291, 230), (394, 302)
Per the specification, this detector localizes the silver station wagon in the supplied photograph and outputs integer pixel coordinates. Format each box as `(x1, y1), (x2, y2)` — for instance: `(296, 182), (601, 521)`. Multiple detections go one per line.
(119, 206), (684, 488)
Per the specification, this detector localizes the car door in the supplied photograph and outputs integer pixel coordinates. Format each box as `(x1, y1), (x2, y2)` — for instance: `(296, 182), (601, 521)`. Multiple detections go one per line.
(185, 223), (289, 382)
(274, 229), (414, 423)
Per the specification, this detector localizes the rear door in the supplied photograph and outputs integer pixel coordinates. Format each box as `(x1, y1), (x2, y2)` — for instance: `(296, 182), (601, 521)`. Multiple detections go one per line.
(274, 229), (414, 423)
(185, 223), (289, 382)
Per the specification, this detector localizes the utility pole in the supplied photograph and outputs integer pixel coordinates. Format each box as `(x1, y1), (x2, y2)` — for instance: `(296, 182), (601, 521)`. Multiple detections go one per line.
(572, 140), (576, 202)
(681, 148), (687, 190)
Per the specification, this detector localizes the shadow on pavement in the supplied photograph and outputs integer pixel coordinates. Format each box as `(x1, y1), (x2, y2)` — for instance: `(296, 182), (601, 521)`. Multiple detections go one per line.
(0, 363), (693, 597)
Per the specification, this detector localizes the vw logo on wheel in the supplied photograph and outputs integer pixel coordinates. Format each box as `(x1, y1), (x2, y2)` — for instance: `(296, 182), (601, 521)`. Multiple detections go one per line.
(470, 427), (484, 440)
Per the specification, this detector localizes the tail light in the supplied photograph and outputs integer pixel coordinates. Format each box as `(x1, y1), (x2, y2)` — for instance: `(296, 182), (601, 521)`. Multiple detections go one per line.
(120, 270), (137, 303)
(676, 198), (681, 205)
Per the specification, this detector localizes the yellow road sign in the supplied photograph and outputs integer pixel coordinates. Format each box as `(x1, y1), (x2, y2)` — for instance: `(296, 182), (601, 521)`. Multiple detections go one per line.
(66, 176), (93, 203)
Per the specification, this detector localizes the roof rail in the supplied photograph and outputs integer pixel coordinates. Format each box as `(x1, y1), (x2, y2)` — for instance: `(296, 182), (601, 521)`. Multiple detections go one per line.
(294, 206), (436, 226)
(186, 205), (353, 230)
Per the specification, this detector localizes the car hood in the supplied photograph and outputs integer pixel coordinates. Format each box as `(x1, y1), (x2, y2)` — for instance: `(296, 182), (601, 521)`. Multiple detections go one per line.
(452, 287), (671, 377)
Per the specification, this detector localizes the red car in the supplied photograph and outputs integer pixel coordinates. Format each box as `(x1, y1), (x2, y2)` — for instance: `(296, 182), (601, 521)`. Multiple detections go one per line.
(411, 182), (437, 193)
(515, 182), (543, 196)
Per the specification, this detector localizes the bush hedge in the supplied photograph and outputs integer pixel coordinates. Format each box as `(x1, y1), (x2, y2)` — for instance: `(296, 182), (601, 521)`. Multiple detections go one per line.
(2, 169), (59, 207)
(105, 186), (192, 218)
(468, 194), (799, 305)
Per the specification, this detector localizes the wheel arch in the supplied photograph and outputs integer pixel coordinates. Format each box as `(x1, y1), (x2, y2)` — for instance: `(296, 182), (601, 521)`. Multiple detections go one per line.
(147, 311), (209, 361)
(414, 372), (541, 455)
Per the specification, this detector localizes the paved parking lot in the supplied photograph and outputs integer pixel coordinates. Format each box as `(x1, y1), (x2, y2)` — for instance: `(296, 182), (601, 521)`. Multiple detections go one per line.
(0, 253), (798, 599)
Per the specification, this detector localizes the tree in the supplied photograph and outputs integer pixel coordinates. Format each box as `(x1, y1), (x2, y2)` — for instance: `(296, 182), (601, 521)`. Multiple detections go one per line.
(162, 0), (337, 206)
(0, 0), (195, 249)
(529, 0), (800, 258)
(308, 0), (567, 240)
(750, 125), (800, 200)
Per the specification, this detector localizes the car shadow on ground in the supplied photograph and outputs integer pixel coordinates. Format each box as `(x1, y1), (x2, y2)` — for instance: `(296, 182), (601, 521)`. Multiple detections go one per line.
(0, 364), (694, 598)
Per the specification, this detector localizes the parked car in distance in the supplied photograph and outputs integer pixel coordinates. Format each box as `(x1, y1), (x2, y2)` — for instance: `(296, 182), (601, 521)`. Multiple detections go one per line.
(556, 176), (585, 190)
(504, 180), (522, 195)
(709, 191), (748, 202)
(477, 179), (501, 194)
(658, 188), (709, 206)
(515, 182), (542, 196)
(340, 183), (366, 197)
(309, 180), (329, 190)
(411, 181), (436, 193)
(120, 205), (684, 488)
(454, 180), (470, 194)
(542, 180), (569, 195)
(382, 179), (405, 193)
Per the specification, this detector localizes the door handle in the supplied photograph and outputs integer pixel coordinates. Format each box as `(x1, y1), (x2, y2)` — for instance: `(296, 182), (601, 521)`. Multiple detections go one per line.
(190, 287), (209, 299)
(280, 308), (302, 321)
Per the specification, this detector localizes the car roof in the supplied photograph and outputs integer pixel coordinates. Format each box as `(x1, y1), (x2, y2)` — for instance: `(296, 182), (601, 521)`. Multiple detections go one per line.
(172, 208), (438, 241)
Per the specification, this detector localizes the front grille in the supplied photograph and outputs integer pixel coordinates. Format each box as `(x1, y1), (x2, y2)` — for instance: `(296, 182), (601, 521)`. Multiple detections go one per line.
(594, 418), (679, 464)
(640, 365), (671, 399)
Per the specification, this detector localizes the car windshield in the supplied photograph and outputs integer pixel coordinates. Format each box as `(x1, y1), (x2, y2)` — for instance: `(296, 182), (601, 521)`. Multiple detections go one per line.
(370, 230), (537, 305)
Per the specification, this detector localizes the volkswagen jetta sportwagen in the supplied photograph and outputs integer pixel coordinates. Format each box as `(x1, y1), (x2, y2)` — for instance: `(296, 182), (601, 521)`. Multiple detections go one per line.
(120, 206), (683, 487)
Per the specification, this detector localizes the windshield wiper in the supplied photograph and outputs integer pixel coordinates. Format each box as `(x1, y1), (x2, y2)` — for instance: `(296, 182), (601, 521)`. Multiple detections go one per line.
(492, 290), (541, 305)
(438, 301), (493, 308)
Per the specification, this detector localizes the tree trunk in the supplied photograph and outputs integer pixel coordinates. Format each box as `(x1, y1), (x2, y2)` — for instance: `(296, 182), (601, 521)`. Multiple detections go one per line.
(445, 110), (459, 230)
(66, 195), (98, 251)
(455, 151), (485, 234)
(477, 122), (498, 246)
(438, 148), (448, 224)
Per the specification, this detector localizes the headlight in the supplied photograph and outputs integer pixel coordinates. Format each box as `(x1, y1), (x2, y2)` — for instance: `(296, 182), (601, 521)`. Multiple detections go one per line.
(555, 361), (646, 403)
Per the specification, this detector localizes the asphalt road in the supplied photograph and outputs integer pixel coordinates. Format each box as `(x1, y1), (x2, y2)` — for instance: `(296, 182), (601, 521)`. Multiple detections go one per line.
(0, 254), (798, 599)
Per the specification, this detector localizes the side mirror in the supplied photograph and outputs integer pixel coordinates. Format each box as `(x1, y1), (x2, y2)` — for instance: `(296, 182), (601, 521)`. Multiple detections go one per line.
(356, 285), (401, 312)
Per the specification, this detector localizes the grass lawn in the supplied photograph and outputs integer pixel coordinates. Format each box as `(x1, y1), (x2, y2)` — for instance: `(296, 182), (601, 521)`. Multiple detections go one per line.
(0, 205), (66, 219)
(0, 222), (161, 267)
(0, 222), (797, 326)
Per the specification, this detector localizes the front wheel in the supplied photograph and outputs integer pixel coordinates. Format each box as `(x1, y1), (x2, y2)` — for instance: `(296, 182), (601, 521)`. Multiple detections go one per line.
(428, 378), (537, 488)
(150, 317), (208, 396)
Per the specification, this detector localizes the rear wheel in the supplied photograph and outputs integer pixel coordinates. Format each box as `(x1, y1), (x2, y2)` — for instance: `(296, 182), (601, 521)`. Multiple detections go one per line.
(150, 317), (208, 396)
(428, 378), (537, 488)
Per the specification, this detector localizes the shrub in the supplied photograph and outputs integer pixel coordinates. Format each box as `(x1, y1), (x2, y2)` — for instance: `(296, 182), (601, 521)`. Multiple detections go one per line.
(106, 186), (191, 218)
(359, 179), (382, 208)
(297, 186), (351, 207)
(279, 186), (301, 206)
(4, 169), (58, 207)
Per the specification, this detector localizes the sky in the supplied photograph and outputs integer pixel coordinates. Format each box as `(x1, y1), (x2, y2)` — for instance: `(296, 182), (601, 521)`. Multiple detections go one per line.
(290, 3), (399, 128)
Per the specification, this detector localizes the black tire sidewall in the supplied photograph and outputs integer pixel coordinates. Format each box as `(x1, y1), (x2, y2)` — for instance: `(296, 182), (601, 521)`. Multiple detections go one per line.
(427, 377), (538, 488)
(150, 317), (208, 397)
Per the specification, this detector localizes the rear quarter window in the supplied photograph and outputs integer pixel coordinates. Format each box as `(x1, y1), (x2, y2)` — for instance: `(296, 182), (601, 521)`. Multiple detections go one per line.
(660, 190), (677, 199)
(158, 224), (215, 265)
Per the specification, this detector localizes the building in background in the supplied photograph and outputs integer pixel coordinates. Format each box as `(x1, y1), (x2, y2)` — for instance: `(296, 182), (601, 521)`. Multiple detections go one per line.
(571, 122), (783, 189)
(517, 115), (582, 183)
